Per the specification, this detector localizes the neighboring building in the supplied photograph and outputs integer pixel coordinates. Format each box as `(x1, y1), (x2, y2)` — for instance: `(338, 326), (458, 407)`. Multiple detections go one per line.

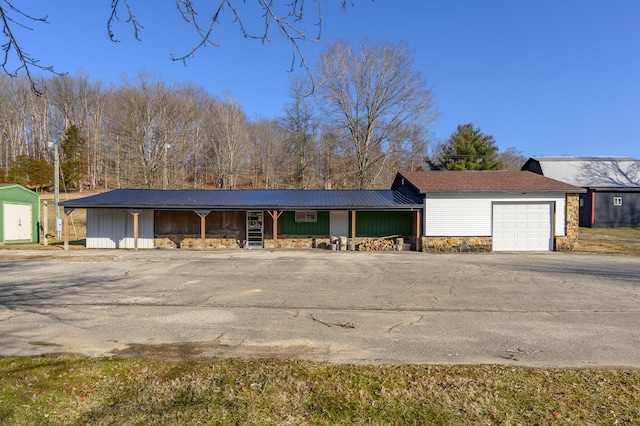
(60, 189), (423, 250)
(522, 156), (640, 228)
(0, 184), (40, 245)
(392, 171), (584, 252)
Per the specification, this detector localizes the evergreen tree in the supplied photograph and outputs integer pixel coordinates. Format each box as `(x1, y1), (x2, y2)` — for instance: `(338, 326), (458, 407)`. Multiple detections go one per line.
(428, 123), (502, 170)
(7, 155), (30, 186)
(7, 155), (53, 191)
(60, 125), (85, 190)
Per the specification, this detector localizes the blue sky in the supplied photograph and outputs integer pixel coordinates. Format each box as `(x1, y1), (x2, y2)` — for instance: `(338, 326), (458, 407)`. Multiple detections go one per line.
(12, 1), (640, 159)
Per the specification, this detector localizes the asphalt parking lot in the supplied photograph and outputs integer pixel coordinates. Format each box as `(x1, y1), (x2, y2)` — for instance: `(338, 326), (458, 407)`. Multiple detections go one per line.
(0, 249), (639, 368)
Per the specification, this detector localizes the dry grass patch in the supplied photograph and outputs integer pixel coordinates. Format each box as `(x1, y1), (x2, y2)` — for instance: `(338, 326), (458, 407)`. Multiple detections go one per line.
(577, 228), (640, 256)
(1, 356), (638, 425)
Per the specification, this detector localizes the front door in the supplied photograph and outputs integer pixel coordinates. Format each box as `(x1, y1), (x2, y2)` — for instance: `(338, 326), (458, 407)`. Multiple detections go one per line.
(330, 210), (349, 238)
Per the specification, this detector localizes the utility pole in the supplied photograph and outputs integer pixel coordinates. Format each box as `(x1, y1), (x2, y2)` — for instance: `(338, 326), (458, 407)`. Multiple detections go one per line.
(48, 142), (61, 240)
(163, 143), (171, 189)
(54, 143), (61, 239)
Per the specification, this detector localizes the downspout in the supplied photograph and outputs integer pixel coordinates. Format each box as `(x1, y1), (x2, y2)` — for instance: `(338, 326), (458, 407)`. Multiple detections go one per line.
(591, 190), (595, 226)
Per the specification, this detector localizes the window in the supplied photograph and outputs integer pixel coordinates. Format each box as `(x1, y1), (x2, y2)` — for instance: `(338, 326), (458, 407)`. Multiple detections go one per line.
(613, 197), (623, 206)
(295, 211), (317, 222)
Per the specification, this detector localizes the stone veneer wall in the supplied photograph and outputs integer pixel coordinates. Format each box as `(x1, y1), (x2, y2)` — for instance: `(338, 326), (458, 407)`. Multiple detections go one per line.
(154, 235), (334, 249)
(555, 193), (580, 252)
(421, 236), (493, 253)
(155, 235), (418, 250)
(154, 235), (242, 249)
(264, 237), (332, 249)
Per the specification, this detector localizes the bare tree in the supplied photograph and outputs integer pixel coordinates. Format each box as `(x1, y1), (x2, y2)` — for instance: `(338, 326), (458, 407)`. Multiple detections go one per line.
(204, 96), (249, 189)
(280, 76), (318, 189)
(0, 75), (59, 175)
(317, 125), (349, 189)
(106, 73), (194, 188)
(48, 74), (97, 132)
(0, 74), (26, 168)
(316, 39), (438, 189)
(248, 118), (286, 189)
(497, 147), (528, 171)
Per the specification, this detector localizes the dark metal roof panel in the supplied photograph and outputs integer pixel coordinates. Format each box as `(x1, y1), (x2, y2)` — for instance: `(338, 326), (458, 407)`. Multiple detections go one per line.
(60, 189), (423, 211)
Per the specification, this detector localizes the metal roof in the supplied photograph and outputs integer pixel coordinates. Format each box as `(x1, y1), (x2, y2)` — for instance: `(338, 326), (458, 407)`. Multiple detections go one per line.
(60, 189), (423, 211)
(523, 156), (640, 189)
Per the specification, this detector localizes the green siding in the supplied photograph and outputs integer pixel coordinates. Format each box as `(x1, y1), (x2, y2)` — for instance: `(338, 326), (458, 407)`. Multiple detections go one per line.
(279, 211), (330, 235)
(0, 185), (39, 204)
(278, 210), (412, 237)
(354, 211), (413, 237)
(0, 184), (41, 243)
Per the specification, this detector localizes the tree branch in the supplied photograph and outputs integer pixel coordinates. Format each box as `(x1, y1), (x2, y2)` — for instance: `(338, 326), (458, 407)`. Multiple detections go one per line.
(0, 0), (62, 95)
(2, 1), (368, 95)
(108, 0), (144, 42)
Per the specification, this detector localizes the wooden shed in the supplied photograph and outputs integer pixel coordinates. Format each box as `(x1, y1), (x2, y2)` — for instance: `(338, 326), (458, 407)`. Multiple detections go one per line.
(0, 184), (41, 245)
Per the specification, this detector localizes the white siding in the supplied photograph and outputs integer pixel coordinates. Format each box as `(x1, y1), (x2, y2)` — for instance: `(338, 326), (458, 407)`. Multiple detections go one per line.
(424, 194), (566, 236)
(86, 209), (154, 249)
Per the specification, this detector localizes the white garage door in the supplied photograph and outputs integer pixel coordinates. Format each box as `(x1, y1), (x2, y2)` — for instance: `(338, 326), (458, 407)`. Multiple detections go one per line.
(3, 203), (32, 241)
(492, 203), (553, 251)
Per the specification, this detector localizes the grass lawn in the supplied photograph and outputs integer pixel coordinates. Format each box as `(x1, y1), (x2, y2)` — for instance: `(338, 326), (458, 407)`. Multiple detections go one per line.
(1, 356), (638, 425)
(577, 227), (640, 256)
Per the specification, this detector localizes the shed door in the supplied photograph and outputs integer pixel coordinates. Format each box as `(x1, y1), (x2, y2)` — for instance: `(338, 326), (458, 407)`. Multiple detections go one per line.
(4, 203), (32, 241)
(492, 203), (553, 251)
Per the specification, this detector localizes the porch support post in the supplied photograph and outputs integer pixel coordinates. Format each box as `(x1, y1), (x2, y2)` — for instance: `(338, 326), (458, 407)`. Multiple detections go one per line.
(194, 210), (212, 249)
(415, 210), (422, 252)
(201, 215), (206, 248)
(350, 210), (356, 250)
(267, 210), (283, 249)
(128, 209), (144, 250)
(133, 212), (139, 250)
(62, 208), (74, 251)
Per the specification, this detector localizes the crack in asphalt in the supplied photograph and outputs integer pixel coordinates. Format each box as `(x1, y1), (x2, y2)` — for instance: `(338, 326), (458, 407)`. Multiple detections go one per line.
(385, 314), (425, 333)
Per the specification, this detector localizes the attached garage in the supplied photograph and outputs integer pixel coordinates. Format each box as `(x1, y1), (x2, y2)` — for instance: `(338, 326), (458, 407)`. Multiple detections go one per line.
(0, 184), (40, 244)
(392, 171), (585, 252)
(492, 202), (553, 251)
